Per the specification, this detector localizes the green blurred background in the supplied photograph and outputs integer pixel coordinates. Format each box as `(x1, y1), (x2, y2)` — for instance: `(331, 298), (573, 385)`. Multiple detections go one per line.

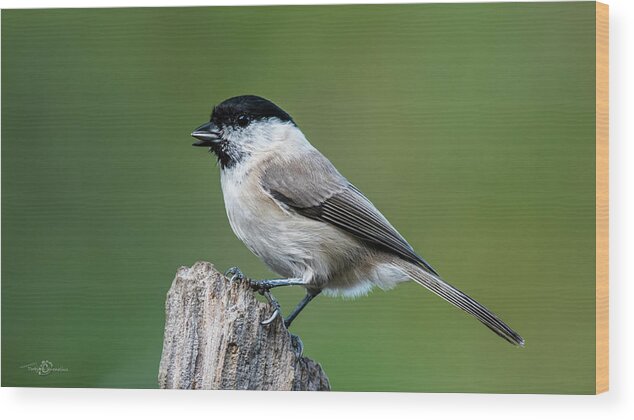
(2, 3), (596, 392)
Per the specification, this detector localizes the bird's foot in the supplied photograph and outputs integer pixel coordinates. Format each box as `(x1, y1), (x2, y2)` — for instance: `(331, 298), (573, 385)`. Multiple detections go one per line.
(225, 269), (295, 328)
(225, 266), (246, 282)
(243, 277), (308, 327)
(259, 289), (283, 326)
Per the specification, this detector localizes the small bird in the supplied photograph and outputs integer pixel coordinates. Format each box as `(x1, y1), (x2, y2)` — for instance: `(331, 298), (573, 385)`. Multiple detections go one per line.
(192, 95), (524, 346)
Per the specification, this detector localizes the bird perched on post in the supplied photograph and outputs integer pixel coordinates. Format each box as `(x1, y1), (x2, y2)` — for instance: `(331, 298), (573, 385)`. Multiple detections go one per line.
(191, 95), (524, 347)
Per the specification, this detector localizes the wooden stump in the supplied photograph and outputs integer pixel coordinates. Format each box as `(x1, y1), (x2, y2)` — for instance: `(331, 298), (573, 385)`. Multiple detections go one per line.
(158, 261), (330, 391)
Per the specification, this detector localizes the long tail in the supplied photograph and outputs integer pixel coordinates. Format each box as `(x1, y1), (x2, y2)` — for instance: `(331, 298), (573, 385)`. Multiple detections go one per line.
(399, 261), (525, 347)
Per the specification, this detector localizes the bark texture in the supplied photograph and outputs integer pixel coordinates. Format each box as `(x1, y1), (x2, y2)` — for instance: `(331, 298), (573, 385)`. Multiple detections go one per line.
(158, 261), (330, 391)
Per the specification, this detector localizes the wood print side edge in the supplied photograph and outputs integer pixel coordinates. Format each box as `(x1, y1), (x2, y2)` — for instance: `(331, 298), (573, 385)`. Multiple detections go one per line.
(595, 0), (609, 395)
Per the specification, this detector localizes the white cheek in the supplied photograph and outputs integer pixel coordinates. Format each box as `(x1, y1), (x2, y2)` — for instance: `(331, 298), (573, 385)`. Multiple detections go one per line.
(227, 124), (276, 153)
(221, 120), (312, 163)
(224, 127), (251, 147)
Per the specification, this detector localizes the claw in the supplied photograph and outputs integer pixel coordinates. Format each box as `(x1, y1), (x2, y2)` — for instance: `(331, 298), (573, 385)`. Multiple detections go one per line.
(261, 307), (281, 325)
(225, 266), (245, 282)
(259, 289), (282, 326)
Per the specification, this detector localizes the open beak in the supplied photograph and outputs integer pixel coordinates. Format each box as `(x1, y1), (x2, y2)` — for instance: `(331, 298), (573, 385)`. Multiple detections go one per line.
(191, 122), (221, 147)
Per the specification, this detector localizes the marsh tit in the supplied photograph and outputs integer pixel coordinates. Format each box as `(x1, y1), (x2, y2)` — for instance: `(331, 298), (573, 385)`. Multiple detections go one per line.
(192, 95), (524, 346)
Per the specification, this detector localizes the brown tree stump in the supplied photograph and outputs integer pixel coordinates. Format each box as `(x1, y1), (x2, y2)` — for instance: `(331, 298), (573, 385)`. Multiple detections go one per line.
(158, 261), (330, 391)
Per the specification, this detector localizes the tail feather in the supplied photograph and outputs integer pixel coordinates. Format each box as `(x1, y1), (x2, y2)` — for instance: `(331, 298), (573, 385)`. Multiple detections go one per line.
(400, 263), (525, 347)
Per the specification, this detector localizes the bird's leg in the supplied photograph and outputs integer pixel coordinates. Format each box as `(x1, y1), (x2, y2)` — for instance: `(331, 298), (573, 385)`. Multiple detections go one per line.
(249, 278), (306, 290)
(284, 290), (321, 329)
(226, 268), (305, 289)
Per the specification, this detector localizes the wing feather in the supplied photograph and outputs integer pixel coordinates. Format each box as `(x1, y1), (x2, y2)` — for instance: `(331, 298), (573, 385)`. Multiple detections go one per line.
(260, 151), (439, 276)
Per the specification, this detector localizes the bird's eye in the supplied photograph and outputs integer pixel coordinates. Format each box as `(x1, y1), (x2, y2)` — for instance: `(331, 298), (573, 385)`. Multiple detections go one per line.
(237, 115), (250, 127)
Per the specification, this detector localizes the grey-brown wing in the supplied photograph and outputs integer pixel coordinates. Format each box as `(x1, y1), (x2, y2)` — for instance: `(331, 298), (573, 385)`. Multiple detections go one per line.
(260, 151), (439, 276)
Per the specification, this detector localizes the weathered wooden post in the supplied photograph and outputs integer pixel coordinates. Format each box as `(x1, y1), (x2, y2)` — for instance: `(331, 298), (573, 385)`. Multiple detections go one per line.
(158, 261), (330, 390)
